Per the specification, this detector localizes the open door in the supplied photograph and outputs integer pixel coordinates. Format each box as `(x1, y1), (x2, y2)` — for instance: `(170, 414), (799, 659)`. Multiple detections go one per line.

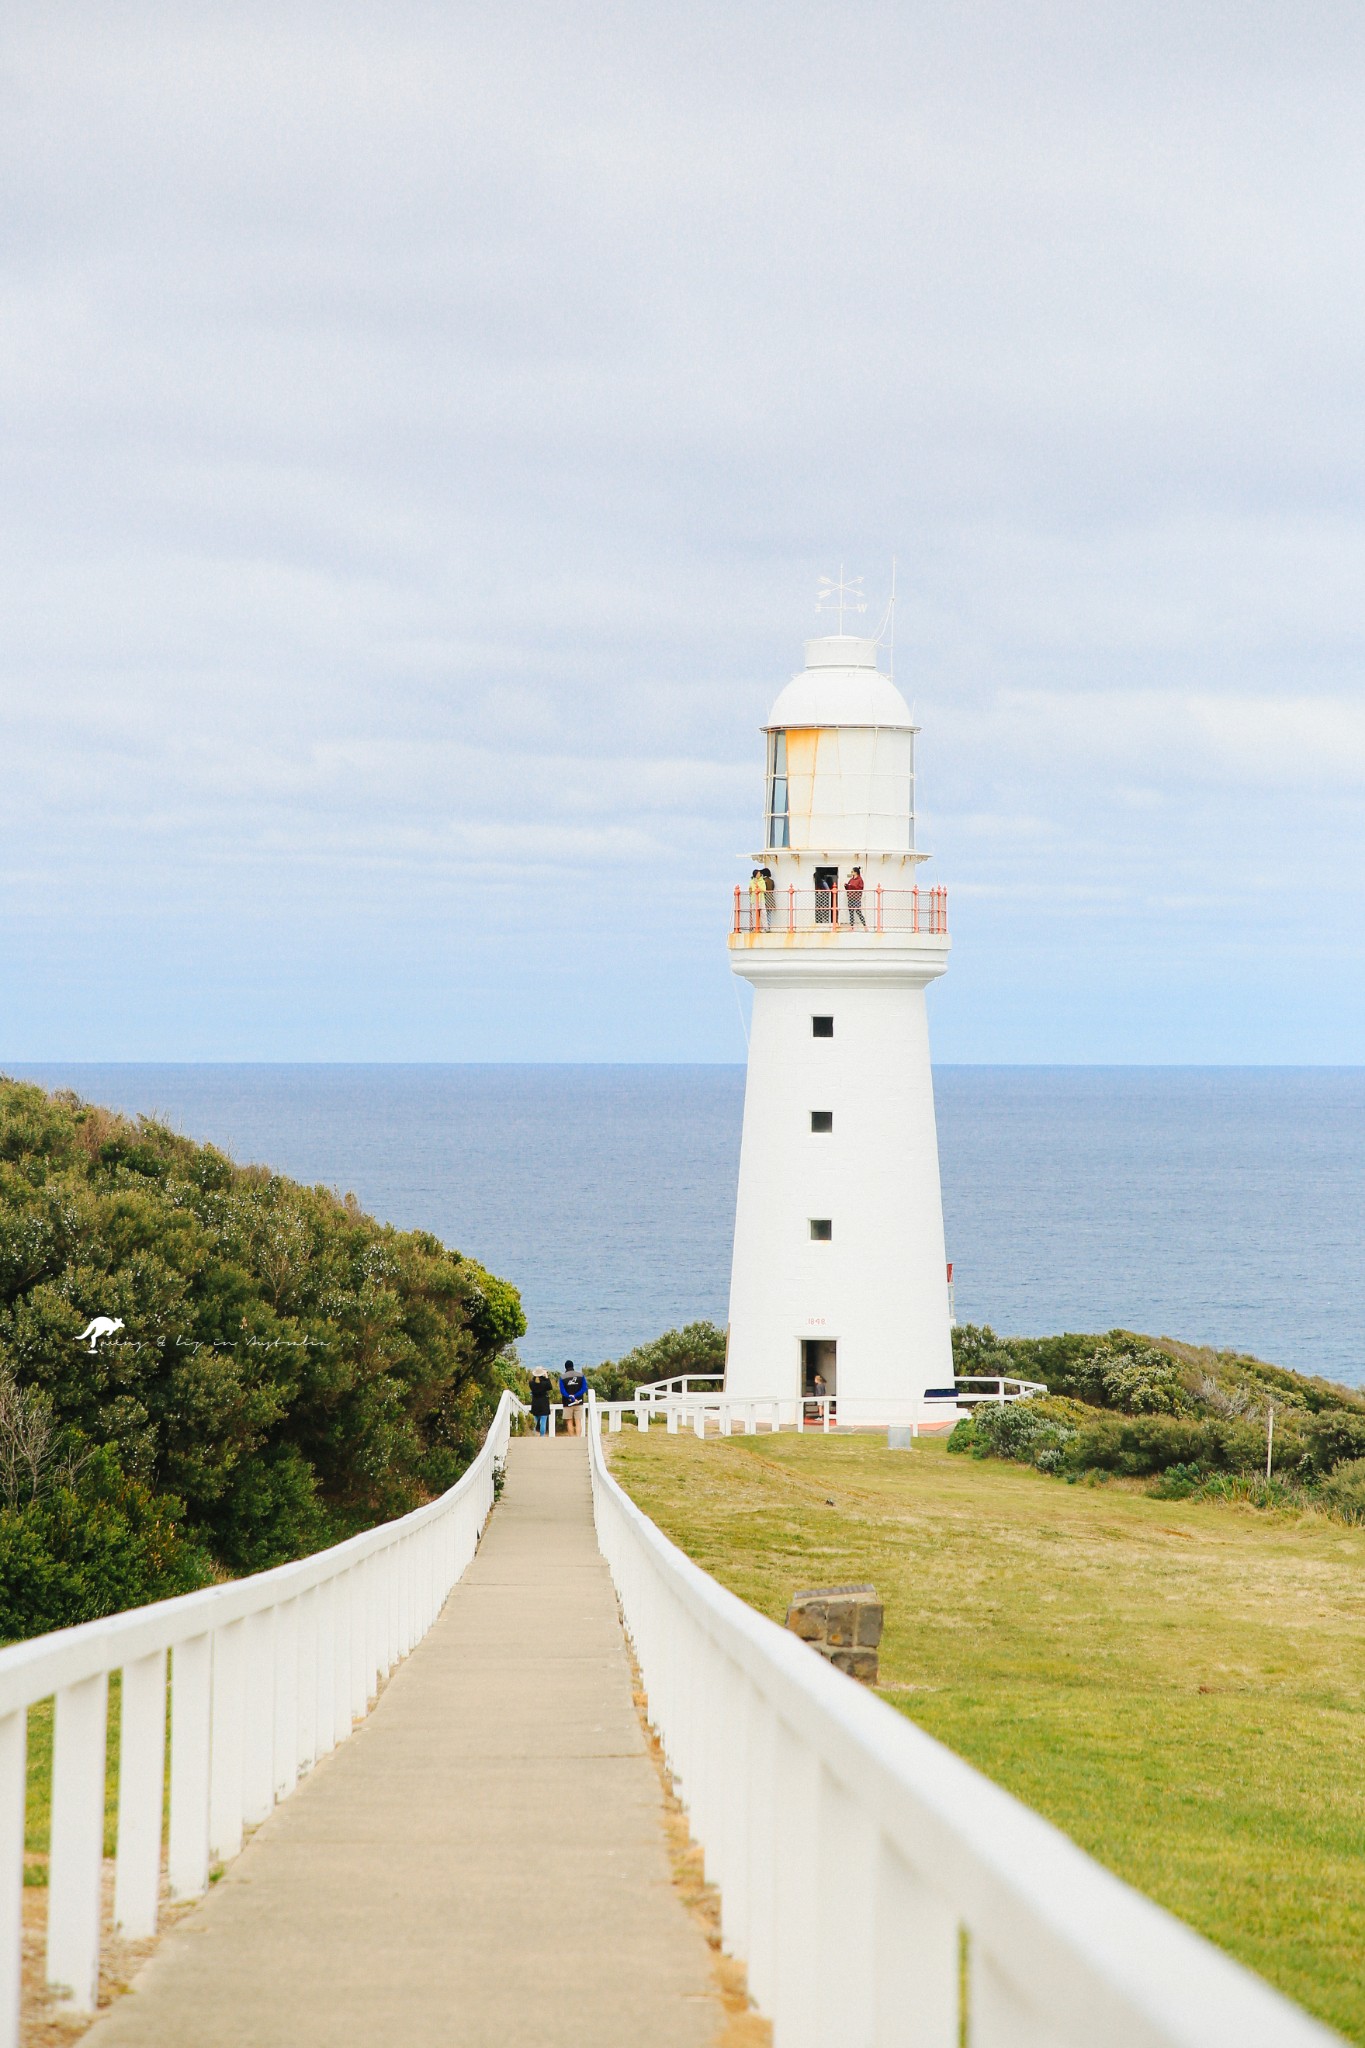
(802, 1338), (837, 1421)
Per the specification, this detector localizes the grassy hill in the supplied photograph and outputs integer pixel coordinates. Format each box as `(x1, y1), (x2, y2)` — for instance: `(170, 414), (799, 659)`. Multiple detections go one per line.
(610, 1428), (1365, 2043)
(0, 1077), (525, 1639)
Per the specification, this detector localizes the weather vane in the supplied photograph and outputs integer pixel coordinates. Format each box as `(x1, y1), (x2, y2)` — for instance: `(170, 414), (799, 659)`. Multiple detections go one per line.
(815, 565), (867, 633)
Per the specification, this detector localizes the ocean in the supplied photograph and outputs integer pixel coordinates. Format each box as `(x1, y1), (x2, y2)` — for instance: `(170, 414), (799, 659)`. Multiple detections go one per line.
(7, 1064), (1365, 1388)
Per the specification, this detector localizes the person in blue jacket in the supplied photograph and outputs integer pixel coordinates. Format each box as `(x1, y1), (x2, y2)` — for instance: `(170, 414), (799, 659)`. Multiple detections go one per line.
(559, 1359), (588, 1436)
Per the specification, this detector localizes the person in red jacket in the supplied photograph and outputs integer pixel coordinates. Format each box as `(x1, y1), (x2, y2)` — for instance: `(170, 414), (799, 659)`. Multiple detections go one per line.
(845, 866), (866, 928)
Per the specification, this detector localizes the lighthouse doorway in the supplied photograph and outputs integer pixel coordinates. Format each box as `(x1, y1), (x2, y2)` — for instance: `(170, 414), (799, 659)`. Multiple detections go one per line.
(813, 866), (838, 924)
(802, 1338), (837, 1396)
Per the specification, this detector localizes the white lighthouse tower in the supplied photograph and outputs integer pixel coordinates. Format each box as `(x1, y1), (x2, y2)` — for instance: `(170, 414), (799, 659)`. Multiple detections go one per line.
(724, 614), (954, 1423)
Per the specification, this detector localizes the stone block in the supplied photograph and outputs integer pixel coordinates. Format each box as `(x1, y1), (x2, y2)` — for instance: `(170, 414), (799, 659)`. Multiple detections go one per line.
(785, 1584), (882, 1684)
(826, 1646), (880, 1682)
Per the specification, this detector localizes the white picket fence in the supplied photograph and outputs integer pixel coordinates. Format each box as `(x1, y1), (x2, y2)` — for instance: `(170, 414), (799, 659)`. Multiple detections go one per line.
(587, 1408), (1340, 2047)
(595, 1377), (1047, 1438)
(0, 1388), (519, 2044)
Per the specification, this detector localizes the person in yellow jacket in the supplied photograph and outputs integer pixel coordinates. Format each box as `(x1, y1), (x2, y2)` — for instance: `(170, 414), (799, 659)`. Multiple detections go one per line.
(748, 868), (767, 930)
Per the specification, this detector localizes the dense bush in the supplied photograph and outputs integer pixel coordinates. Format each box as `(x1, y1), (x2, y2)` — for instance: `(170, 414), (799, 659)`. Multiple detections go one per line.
(948, 1400), (1077, 1473)
(1302, 1411), (1365, 1476)
(0, 1077), (525, 1636)
(1066, 1412), (1272, 1478)
(947, 1317), (1365, 1520)
(0, 1447), (212, 1639)
(1318, 1458), (1365, 1523)
(588, 1321), (726, 1402)
(953, 1322), (1365, 1421)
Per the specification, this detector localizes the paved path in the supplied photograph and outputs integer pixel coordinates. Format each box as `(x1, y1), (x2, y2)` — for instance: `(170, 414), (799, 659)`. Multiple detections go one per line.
(87, 1437), (722, 2048)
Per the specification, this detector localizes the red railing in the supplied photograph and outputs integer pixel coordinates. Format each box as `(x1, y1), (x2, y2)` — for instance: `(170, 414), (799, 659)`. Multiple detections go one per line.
(731, 885), (948, 937)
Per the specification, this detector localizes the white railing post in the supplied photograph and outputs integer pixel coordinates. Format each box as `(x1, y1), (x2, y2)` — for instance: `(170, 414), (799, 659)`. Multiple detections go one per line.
(350, 1564), (370, 1722)
(314, 1580), (337, 1759)
(332, 1572), (353, 1749)
(273, 1598), (299, 1803)
(813, 1772), (878, 2043)
(242, 1608), (276, 1828)
(167, 1632), (211, 1898)
(296, 1585), (318, 1777)
(208, 1618), (246, 1863)
(770, 1722), (821, 2048)
(46, 1671), (108, 2010)
(114, 1648), (167, 1939)
(0, 1710), (25, 2048)
(873, 1840), (957, 2047)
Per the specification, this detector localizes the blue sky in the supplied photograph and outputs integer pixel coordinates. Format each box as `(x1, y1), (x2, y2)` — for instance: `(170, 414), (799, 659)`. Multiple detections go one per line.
(3, 0), (1364, 1064)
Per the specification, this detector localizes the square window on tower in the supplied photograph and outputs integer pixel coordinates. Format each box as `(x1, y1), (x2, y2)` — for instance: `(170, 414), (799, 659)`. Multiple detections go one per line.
(810, 1218), (833, 1241)
(811, 1111), (833, 1133)
(812, 1016), (834, 1038)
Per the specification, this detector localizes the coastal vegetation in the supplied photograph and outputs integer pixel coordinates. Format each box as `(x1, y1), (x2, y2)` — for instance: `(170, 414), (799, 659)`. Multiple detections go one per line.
(950, 1324), (1365, 1518)
(0, 1076), (525, 1640)
(588, 1320), (726, 1402)
(609, 1426), (1365, 2043)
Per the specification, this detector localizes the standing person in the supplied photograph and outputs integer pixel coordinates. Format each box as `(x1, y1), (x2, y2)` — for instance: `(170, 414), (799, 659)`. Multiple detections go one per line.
(761, 867), (776, 930)
(528, 1369), (552, 1435)
(748, 867), (765, 931)
(845, 865), (866, 927)
(559, 1359), (588, 1436)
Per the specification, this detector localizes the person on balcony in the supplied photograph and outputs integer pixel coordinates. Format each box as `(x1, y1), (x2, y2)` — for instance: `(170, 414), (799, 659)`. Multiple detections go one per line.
(748, 868), (766, 930)
(761, 867), (776, 927)
(559, 1359), (588, 1435)
(845, 866), (866, 927)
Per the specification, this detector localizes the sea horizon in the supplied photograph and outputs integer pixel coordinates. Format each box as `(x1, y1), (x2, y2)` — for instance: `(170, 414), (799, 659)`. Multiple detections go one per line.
(7, 1061), (1364, 1390)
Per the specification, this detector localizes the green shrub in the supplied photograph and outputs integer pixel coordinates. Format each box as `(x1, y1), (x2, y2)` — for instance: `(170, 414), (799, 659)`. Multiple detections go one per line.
(0, 1077), (526, 1636)
(1082, 1344), (1186, 1415)
(1318, 1457), (1365, 1524)
(589, 1321), (726, 1402)
(0, 1448), (212, 1640)
(1065, 1413), (1266, 1479)
(947, 1399), (1076, 1473)
(1303, 1412), (1365, 1476)
(1148, 1462), (1205, 1498)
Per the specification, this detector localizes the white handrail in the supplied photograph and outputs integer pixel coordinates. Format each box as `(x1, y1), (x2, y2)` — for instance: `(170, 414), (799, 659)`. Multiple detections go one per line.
(0, 1389), (521, 2040)
(587, 1403), (1338, 2047)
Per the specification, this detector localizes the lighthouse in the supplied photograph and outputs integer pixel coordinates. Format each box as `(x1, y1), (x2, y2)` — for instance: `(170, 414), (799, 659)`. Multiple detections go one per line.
(724, 621), (954, 1422)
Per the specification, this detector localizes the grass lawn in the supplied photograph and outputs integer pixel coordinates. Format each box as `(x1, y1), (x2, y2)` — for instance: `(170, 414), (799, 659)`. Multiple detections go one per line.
(609, 1429), (1365, 2043)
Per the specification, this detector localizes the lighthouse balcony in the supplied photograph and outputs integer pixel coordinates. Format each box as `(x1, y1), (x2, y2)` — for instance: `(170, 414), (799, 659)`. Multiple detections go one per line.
(730, 884), (948, 940)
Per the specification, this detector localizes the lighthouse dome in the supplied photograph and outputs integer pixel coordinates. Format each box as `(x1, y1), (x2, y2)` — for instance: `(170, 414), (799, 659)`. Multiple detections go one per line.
(766, 634), (913, 731)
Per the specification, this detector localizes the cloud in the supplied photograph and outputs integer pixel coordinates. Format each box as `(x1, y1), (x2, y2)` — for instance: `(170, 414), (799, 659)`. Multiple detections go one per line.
(1, 0), (1364, 1058)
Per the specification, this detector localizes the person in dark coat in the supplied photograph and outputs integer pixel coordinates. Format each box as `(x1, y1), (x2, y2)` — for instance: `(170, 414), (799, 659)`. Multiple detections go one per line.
(528, 1369), (552, 1435)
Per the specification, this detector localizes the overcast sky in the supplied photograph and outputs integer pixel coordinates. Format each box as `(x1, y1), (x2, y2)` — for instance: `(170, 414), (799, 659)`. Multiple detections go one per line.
(3, 0), (1364, 1062)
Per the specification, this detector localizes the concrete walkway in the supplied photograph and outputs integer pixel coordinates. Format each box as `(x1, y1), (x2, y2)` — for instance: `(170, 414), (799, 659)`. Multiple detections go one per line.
(86, 1437), (723, 2048)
